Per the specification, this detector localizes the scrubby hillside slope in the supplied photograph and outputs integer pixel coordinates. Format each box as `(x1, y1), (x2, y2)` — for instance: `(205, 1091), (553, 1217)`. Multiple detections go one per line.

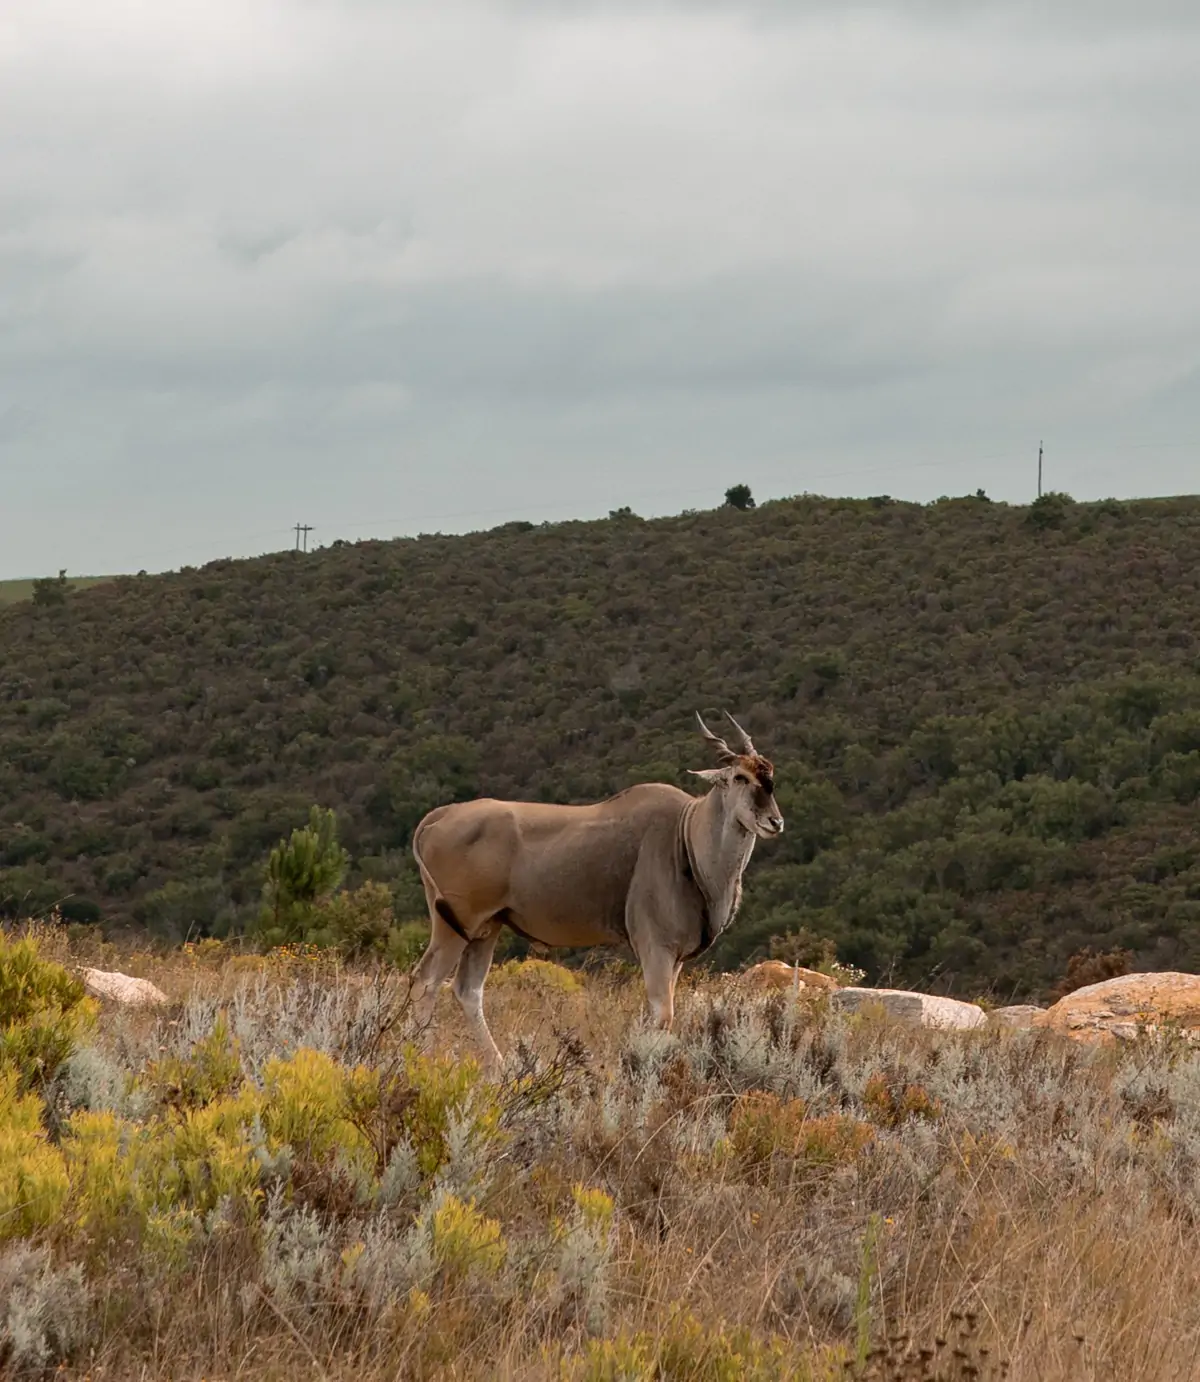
(3, 491), (1200, 998)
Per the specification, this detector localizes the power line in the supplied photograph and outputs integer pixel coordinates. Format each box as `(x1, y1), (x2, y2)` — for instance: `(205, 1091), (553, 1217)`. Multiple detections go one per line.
(47, 435), (1199, 577)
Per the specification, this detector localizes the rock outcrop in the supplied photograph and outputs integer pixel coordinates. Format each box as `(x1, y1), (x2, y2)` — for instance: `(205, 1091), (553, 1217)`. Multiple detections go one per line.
(987, 1005), (1046, 1029)
(81, 968), (170, 1007)
(740, 961), (839, 992)
(1031, 972), (1200, 1044)
(830, 987), (987, 1030)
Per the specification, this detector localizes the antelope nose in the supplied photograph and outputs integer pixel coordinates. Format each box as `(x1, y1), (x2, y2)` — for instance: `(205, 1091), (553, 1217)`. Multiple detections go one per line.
(769, 816), (784, 834)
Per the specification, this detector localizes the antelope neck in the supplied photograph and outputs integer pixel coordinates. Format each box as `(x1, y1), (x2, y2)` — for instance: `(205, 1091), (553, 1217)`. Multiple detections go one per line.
(683, 786), (757, 943)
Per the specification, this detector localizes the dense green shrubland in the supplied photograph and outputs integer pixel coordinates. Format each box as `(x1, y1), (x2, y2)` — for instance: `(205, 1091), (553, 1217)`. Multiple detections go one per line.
(5, 492), (1200, 996)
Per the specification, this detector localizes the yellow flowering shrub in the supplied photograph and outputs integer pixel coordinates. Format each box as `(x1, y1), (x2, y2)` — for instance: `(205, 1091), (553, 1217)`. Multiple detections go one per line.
(260, 1047), (373, 1171)
(0, 1068), (69, 1239)
(430, 1194), (506, 1279)
(180, 938), (229, 969)
(399, 1046), (503, 1179)
(143, 1014), (243, 1110)
(63, 1110), (146, 1233)
(571, 1184), (614, 1236)
(489, 958), (583, 995)
(65, 1046), (386, 1248)
(726, 1093), (874, 1178)
(149, 1091), (263, 1214)
(564, 1333), (651, 1382)
(65, 1088), (263, 1244)
(564, 1310), (843, 1382)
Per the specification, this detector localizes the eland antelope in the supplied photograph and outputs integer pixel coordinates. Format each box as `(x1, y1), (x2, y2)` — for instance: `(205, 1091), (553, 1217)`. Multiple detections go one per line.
(408, 712), (783, 1067)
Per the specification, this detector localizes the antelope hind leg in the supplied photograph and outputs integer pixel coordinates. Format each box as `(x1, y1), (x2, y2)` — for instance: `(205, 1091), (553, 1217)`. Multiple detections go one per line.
(452, 926), (504, 1073)
(409, 912), (467, 1044)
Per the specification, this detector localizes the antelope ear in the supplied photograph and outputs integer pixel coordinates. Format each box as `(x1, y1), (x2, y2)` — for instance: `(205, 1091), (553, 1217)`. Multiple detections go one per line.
(688, 768), (727, 782)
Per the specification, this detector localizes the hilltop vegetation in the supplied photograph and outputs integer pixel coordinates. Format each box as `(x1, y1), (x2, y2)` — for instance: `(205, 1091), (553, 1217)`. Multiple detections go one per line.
(0, 574), (114, 607)
(3, 490), (1200, 999)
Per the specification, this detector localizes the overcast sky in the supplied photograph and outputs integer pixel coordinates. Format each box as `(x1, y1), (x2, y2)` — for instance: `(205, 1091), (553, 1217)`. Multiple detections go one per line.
(2, 1), (1198, 578)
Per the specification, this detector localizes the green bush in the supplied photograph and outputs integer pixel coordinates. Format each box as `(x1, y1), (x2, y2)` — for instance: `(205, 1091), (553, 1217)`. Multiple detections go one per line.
(0, 934), (96, 1091)
(387, 920), (431, 970)
(308, 880), (395, 956)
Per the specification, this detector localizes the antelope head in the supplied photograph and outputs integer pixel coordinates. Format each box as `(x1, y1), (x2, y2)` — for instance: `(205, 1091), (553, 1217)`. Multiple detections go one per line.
(691, 711), (784, 839)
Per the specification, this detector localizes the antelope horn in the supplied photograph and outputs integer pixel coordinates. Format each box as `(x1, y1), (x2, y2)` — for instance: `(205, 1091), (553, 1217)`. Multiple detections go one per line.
(723, 710), (756, 756)
(695, 711), (737, 763)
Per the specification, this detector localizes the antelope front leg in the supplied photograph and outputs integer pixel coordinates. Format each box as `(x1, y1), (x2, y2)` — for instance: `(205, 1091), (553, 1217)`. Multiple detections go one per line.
(639, 945), (683, 1030)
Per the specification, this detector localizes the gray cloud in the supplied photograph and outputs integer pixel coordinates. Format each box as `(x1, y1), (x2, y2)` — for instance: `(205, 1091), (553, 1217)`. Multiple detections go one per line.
(2, 0), (1198, 576)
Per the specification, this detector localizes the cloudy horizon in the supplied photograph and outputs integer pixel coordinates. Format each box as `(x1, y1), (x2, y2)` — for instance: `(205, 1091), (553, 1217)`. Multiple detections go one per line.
(2, 0), (1198, 578)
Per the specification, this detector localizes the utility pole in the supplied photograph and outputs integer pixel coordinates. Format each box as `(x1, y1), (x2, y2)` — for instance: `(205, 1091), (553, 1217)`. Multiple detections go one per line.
(1037, 441), (1043, 499)
(294, 523), (313, 553)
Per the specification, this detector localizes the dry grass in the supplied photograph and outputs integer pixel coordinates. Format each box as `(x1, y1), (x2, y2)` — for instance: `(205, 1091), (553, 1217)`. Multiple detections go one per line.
(4, 927), (1200, 1380)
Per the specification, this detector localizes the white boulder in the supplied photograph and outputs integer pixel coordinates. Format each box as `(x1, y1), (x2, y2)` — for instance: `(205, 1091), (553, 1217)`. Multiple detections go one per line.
(830, 986), (987, 1030)
(81, 968), (170, 1007)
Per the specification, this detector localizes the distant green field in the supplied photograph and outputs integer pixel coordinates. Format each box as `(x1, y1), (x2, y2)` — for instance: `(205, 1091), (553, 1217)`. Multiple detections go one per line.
(0, 575), (115, 605)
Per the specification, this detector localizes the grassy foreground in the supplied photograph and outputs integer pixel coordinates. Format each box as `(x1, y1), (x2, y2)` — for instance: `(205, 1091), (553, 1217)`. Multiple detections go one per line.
(2, 926), (1199, 1380)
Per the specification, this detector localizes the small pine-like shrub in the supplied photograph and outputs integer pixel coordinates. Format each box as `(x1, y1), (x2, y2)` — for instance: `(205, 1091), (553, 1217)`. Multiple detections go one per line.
(256, 806), (349, 948)
(0, 935), (97, 1091)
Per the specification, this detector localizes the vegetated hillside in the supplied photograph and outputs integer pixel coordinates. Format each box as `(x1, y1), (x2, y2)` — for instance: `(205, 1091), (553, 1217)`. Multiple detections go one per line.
(3, 489), (1200, 1000)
